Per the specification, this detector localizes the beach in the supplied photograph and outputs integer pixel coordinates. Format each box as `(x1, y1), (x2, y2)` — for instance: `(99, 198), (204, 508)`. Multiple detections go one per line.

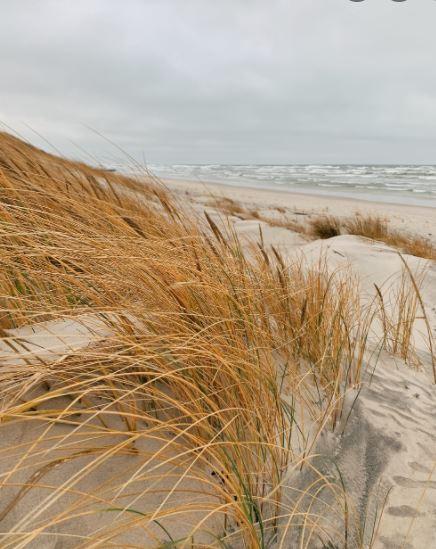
(165, 176), (436, 238)
(0, 133), (435, 548)
(3, 0), (436, 546)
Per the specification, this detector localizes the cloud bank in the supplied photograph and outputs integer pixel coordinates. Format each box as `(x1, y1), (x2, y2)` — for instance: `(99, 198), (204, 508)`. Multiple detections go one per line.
(1, 0), (435, 163)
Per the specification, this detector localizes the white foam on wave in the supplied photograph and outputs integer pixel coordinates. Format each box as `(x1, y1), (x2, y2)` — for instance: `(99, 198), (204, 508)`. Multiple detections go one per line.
(150, 163), (436, 205)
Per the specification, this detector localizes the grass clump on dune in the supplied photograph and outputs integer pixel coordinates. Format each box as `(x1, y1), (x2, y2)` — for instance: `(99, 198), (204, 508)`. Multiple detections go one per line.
(308, 215), (341, 239)
(387, 230), (435, 260)
(0, 132), (429, 547)
(209, 193), (434, 261)
(209, 196), (306, 234)
(344, 214), (389, 241)
(308, 212), (435, 260)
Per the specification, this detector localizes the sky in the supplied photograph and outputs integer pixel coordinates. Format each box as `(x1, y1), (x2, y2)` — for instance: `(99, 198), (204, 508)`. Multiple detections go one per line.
(1, 0), (436, 165)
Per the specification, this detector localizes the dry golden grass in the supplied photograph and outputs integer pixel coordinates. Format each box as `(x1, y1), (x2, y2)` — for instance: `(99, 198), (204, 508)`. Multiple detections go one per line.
(344, 214), (389, 241)
(308, 215), (341, 239)
(308, 212), (435, 261)
(374, 259), (435, 380)
(255, 214), (305, 234)
(344, 213), (436, 259)
(209, 197), (305, 235)
(0, 133), (430, 547)
(375, 269), (423, 366)
(210, 194), (434, 261)
(208, 197), (246, 218)
(387, 230), (436, 260)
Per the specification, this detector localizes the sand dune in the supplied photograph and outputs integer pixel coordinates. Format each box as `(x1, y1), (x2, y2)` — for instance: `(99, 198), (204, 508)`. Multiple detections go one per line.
(2, 220), (435, 547)
(0, 135), (435, 547)
(170, 179), (436, 547)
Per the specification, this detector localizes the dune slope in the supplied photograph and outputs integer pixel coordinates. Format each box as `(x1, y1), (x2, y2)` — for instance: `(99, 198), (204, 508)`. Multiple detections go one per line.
(0, 133), (435, 548)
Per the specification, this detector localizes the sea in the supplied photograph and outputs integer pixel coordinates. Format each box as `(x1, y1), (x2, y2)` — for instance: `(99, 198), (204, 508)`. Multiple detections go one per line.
(148, 164), (436, 207)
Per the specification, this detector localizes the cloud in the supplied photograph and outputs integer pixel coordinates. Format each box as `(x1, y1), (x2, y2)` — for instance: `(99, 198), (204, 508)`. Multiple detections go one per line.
(1, 0), (436, 163)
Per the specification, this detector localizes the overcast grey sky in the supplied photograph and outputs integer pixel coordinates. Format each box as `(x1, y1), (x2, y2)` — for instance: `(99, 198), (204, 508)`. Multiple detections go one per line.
(1, 0), (436, 164)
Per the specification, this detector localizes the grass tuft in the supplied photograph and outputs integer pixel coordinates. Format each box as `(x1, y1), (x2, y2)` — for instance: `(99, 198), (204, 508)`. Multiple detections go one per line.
(308, 216), (341, 239)
(344, 214), (389, 241)
(307, 212), (435, 260)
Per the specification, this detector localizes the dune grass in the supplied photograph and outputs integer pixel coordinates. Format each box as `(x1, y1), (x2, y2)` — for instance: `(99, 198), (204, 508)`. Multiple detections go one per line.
(386, 230), (435, 260)
(308, 216), (341, 239)
(375, 267), (423, 367)
(208, 197), (246, 218)
(307, 213), (435, 260)
(344, 214), (436, 260)
(209, 193), (435, 262)
(344, 214), (389, 241)
(208, 197), (306, 235)
(0, 132), (431, 547)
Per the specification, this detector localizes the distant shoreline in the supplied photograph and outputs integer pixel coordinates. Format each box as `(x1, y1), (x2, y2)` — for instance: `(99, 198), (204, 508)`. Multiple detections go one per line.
(162, 176), (436, 210)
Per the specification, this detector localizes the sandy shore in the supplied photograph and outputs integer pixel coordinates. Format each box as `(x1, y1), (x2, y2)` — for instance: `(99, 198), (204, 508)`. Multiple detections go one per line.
(164, 177), (436, 239)
(1, 143), (435, 548)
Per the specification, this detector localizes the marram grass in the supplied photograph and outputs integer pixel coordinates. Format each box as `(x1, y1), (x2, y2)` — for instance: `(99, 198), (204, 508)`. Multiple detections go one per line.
(0, 132), (431, 547)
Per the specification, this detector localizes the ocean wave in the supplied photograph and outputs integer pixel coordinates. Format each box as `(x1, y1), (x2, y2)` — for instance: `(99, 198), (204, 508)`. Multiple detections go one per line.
(150, 163), (436, 204)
